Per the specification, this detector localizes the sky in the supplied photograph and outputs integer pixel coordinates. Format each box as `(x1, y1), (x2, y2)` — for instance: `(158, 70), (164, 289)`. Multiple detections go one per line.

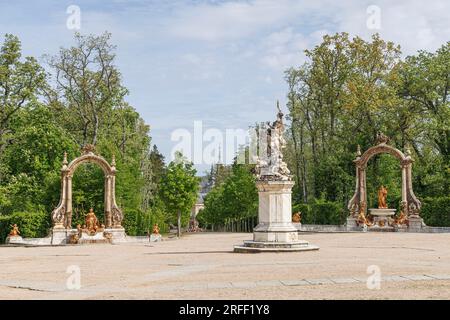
(1, 0), (449, 173)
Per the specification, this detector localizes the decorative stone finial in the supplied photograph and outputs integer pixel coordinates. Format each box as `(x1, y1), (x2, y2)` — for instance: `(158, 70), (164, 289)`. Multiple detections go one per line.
(405, 145), (412, 157)
(63, 152), (68, 165)
(376, 132), (390, 145)
(81, 144), (96, 155)
(356, 145), (361, 157)
(111, 154), (116, 167)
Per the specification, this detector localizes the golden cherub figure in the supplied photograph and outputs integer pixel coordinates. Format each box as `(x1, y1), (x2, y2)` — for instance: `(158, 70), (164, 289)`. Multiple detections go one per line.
(152, 224), (160, 235)
(292, 212), (301, 223)
(395, 210), (408, 226)
(9, 224), (20, 237)
(356, 202), (373, 227)
(378, 185), (388, 209)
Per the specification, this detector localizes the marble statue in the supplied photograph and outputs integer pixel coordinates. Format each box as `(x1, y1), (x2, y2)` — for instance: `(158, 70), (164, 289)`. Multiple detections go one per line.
(378, 185), (388, 209)
(256, 101), (291, 181)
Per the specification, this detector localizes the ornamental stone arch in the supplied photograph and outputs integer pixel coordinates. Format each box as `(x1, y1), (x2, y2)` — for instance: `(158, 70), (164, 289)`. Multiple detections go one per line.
(347, 134), (424, 230)
(51, 144), (124, 230)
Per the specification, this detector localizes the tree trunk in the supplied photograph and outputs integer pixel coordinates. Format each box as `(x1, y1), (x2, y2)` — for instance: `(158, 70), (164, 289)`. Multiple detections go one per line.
(177, 210), (181, 238)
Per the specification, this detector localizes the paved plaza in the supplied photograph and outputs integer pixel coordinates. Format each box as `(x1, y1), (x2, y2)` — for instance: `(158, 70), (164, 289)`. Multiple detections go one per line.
(1, 232), (450, 299)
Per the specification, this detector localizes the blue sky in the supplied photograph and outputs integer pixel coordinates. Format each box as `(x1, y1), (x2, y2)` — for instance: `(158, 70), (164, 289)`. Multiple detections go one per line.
(1, 0), (449, 173)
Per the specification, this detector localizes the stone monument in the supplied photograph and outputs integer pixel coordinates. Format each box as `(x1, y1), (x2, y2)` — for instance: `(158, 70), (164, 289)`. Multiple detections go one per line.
(347, 134), (424, 232)
(50, 145), (126, 244)
(234, 102), (319, 252)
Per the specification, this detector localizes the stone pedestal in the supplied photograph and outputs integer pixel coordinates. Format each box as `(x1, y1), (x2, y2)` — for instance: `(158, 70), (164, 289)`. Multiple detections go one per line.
(78, 231), (111, 244)
(107, 227), (127, 243)
(346, 217), (359, 231)
(369, 208), (395, 230)
(51, 227), (72, 245)
(5, 235), (24, 245)
(408, 217), (424, 232)
(234, 180), (319, 253)
(292, 222), (302, 231)
(150, 234), (162, 242)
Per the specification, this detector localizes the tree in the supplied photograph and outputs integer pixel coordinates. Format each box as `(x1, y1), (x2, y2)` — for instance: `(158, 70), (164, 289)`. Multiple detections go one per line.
(0, 34), (46, 157)
(159, 152), (199, 237)
(284, 33), (403, 205)
(47, 32), (128, 146)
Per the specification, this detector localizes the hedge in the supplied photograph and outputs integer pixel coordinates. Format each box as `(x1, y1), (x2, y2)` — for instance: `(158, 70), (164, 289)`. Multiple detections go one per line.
(292, 200), (344, 225)
(122, 207), (169, 236)
(420, 196), (450, 227)
(0, 211), (50, 243)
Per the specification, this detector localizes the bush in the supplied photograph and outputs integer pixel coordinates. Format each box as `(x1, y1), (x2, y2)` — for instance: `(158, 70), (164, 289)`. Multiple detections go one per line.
(421, 196), (450, 227)
(310, 199), (344, 225)
(122, 209), (139, 236)
(122, 207), (169, 236)
(0, 211), (51, 243)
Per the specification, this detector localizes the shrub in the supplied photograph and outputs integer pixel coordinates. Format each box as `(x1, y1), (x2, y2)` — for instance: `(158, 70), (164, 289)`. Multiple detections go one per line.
(122, 209), (139, 236)
(0, 211), (51, 243)
(420, 196), (450, 227)
(122, 207), (169, 236)
(310, 199), (344, 225)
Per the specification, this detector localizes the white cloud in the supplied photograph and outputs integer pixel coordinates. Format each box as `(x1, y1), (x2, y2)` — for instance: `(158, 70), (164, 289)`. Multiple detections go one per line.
(167, 0), (312, 41)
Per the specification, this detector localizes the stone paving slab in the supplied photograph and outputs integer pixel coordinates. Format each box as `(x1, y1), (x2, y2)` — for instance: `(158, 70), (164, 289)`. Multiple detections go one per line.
(256, 280), (283, 287)
(330, 278), (360, 284)
(305, 278), (334, 285)
(231, 281), (258, 289)
(401, 275), (434, 281)
(382, 275), (410, 282)
(207, 282), (233, 289)
(280, 279), (310, 286)
(425, 274), (450, 280)
(2, 232), (450, 299)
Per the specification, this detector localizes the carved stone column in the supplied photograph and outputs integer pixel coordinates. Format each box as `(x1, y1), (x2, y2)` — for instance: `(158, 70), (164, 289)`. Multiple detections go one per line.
(104, 175), (112, 228)
(65, 175), (73, 228)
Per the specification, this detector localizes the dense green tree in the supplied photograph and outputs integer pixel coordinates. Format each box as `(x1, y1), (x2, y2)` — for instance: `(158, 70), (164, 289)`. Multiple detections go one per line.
(159, 152), (199, 237)
(284, 33), (449, 225)
(0, 34), (46, 159)
(47, 32), (128, 146)
(199, 161), (257, 228)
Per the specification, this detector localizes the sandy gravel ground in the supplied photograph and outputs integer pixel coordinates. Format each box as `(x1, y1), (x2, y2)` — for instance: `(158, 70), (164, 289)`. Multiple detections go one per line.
(1, 232), (449, 299)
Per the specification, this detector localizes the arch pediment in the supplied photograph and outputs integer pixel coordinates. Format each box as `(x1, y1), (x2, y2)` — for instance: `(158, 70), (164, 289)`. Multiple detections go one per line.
(66, 152), (115, 176)
(355, 143), (410, 168)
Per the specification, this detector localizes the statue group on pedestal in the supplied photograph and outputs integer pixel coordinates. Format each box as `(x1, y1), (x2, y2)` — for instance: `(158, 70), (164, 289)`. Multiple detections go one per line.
(255, 102), (291, 181)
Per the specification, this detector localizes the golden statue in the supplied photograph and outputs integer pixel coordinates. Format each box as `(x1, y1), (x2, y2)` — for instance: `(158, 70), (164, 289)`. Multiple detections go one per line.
(292, 212), (301, 223)
(394, 210), (408, 226)
(9, 224), (20, 237)
(378, 185), (388, 209)
(356, 202), (373, 226)
(69, 234), (79, 244)
(85, 208), (100, 234)
(152, 224), (160, 235)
